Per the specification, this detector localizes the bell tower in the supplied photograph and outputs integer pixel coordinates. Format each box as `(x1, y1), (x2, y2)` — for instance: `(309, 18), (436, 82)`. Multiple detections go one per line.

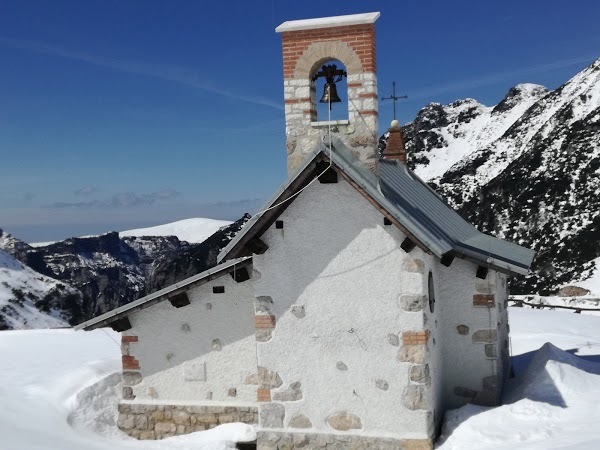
(276, 12), (380, 174)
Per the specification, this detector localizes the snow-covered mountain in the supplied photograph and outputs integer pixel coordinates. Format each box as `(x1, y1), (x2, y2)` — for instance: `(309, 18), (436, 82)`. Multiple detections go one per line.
(120, 218), (232, 244)
(393, 58), (600, 295)
(0, 216), (250, 329)
(0, 247), (82, 330)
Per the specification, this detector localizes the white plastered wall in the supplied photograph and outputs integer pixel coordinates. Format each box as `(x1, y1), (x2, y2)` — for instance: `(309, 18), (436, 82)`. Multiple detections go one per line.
(435, 258), (502, 410)
(124, 273), (257, 405)
(253, 178), (432, 439)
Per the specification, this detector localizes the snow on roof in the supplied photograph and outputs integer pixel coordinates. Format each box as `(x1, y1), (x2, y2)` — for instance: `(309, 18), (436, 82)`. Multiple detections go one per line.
(275, 12), (380, 33)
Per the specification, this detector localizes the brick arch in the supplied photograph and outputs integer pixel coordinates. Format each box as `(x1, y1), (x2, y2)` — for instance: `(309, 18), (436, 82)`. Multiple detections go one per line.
(293, 40), (363, 79)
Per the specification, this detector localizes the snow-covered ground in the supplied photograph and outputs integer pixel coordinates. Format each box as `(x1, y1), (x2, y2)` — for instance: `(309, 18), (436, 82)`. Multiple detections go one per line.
(439, 308), (600, 449)
(119, 218), (232, 243)
(0, 328), (255, 449)
(0, 308), (599, 449)
(0, 308), (600, 450)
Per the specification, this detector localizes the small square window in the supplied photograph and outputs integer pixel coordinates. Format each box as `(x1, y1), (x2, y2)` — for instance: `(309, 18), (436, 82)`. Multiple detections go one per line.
(213, 286), (225, 294)
(383, 217), (392, 226)
(275, 220), (284, 229)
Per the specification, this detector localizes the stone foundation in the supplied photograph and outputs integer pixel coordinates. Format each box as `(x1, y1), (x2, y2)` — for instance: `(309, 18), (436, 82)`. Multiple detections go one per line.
(257, 431), (433, 450)
(117, 403), (258, 440)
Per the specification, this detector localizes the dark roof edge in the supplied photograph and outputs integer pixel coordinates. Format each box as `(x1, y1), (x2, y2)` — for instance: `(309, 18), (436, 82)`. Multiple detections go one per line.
(74, 256), (252, 331)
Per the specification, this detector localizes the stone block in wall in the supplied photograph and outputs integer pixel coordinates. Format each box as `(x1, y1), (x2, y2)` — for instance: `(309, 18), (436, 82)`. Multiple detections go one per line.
(397, 345), (426, 364)
(272, 382), (303, 401)
(410, 364), (430, 385)
(457, 325), (470, 335)
(255, 296), (274, 313)
(403, 259), (424, 273)
(260, 403), (285, 428)
(289, 414), (312, 429)
(258, 367), (283, 388)
(122, 371), (142, 386)
(399, 294), (425, 312)
(402, 385), (428, 410)
(472, 329), (497, 343)
(326, 411), (362, 431)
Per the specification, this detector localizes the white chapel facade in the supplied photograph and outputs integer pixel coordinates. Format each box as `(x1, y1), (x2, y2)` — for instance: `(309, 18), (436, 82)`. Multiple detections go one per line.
(78, 12), (534, 450)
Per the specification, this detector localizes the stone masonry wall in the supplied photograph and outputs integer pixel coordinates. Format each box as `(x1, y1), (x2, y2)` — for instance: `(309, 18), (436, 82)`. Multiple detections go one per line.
(278, 23), (379, 174)
(257, 431), (432, 450)
(117, 404), (257, 440)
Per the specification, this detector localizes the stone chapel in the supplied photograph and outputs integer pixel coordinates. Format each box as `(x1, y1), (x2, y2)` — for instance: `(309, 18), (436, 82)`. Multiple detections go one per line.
(77, 12), (535, 450)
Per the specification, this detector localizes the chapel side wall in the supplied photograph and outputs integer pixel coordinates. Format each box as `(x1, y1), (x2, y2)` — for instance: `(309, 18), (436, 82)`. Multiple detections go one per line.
(117, 272), (258, 439)
(252, 178), (434, 443)
(437, 260), (503, 410)
(496, 272), (510, 384)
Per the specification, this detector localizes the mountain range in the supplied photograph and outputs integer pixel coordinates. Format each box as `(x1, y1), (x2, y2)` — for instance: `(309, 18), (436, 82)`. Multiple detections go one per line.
(1, 58), (599, 329)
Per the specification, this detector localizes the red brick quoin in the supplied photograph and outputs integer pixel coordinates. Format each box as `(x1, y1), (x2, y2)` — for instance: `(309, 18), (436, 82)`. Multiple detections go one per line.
(280, 23), (376, 78)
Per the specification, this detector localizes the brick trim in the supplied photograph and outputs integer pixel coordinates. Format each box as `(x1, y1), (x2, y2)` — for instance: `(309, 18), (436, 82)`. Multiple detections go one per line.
(402, 331), (429, 345)
(285, 97), (311, 104)
(358, 109), (378, 116)
(473, 294), (496, 307)
(358, 93), (378, 99)
(255, 315), (276, 328)
(347, 82), (362, 88)
(257, 388), (271, 402)
(122, 335), (139, 343)
(122, 355), (140, 370)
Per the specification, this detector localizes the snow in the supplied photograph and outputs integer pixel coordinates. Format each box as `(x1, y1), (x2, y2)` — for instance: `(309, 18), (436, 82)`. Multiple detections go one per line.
(0, 328), (255, 449)
(413, 84), (548, 181)
(439, 308), (600, 449)
(570, 257), (600, 296)
(0, 308), (599, 448)
(275, 12), (380, 32)
(0, 249), (70, 329)
(119, 218), (232, 244)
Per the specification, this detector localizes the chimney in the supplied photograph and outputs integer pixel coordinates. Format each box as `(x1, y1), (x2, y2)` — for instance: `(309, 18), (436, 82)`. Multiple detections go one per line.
(383, 120), (406, 163)
(276, 12), (380, 174)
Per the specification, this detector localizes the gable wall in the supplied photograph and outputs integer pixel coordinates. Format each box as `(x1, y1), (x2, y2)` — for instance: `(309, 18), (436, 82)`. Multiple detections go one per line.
(121, 271), (257, 405)
(252, 178), (435, 440)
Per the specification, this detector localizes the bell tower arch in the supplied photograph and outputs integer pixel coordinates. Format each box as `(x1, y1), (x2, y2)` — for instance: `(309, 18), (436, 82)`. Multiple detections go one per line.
(276, 12), (380, 174)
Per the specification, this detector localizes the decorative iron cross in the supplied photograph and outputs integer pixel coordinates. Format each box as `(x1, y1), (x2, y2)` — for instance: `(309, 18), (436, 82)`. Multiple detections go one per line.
(381, 82), (407, 120)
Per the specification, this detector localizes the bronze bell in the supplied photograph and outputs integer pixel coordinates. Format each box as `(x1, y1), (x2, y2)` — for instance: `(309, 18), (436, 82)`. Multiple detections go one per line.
(320, 81), (342, 107)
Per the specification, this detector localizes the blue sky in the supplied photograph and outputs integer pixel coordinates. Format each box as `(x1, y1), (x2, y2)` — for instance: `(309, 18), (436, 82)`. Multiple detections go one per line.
(1, 0), (599, 242)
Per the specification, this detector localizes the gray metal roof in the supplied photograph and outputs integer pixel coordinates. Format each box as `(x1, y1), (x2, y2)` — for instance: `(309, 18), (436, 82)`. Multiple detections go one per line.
(219, 140), (534, 275)
(75, 256), (252, 331)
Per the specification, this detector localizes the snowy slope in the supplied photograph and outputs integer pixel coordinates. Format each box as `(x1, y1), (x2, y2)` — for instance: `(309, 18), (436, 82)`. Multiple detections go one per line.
(435, 59), (600, 203)
(120, 218), (232, 244)
(406, 84), (548, 181)
(0, 249), (78, 330)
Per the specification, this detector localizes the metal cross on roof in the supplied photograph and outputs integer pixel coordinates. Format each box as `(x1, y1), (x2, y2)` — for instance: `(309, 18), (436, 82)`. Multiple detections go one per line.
(381, 81), (407, 120)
